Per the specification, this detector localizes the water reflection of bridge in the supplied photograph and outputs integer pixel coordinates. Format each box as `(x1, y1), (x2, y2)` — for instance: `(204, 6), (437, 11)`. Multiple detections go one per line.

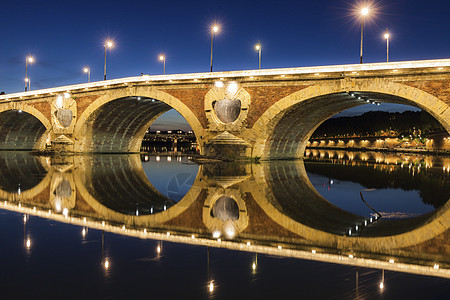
(0, 152), (449, 278)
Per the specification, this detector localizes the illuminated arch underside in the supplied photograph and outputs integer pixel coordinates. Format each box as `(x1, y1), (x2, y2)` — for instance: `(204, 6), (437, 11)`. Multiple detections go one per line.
(0, 110), (46, 150)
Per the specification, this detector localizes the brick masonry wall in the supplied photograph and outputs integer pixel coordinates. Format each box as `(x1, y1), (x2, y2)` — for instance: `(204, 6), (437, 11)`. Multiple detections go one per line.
(162, 88), (209, 129)
(75, 95), (103, 117)
(401, 79), (450, 105)
(29, 101), (51, 122)
(245, 85), (311, 128)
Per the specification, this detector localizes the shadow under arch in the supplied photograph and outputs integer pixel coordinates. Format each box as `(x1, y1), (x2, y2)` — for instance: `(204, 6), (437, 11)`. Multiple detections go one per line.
(73, 87), (204, 153)
(73, 154), (202, 227)
(247, 160), (450, 252)
(0, 104), (52, 150)
(0, 151), (51, 202)
(249, 79), (450, 160)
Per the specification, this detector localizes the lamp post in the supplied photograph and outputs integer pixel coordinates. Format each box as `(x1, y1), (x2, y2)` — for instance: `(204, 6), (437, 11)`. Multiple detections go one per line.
(360, 7), (369, 64)
(384, 29), (390, 62)
(210, 25), (219, 72)
(25, 56), (34, 92)
(255, 42), (261, 69)
(84, 67), (90, 83)
(159, 54), (166, 75)
(104, 40), (113, 80)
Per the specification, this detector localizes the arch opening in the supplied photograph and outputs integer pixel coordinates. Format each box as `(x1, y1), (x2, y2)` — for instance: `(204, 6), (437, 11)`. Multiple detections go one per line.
(262, 91), (449, 160)
(79, 96), (200, 154)
(141, 109), (198, 154)
(0, 110), (47, 150)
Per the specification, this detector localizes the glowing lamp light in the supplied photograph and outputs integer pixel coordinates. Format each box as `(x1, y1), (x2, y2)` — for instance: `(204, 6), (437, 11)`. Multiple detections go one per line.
(157, 245), (161, 253)
(252, 262), (256, 270)
(26, 239), (31, 248)
(209, 281), (214, 292)
(255, 44), (261, 51)
(159, 54), (165, 61)
(27, 56), (34, 63)
(106, 40), (114, 48)
(215, 81), (224, 88)
(384, 33), (390, 39)
(380, 282), (384, 289)
(104, 259), (110, 269)
(212, 25), (219, 33)
(361, 7), (369, 16)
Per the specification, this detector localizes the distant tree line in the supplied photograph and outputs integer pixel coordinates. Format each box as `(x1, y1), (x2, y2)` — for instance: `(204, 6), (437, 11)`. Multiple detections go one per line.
(311, 111), (445, 138)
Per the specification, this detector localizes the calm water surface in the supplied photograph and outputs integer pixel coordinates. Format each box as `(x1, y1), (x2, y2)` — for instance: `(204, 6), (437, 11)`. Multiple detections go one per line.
(0, 151), (449, 299)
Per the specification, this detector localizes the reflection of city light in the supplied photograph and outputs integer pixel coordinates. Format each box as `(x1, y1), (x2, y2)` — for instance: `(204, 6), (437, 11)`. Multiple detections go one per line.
(209, 281), (214, 293)
(23, 214), (27, 223)
(82, 228), (86, 237)
(379, 282), (384, 289)
(252, 262), (256, 270)
(104, 259), (110, 269)
(157, 245), (161, 253)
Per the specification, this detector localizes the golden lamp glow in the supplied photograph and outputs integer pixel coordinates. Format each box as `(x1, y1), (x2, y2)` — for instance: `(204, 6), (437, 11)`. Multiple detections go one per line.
(159, 54), (165, 61)
(255, 43), (261, 51)
(27, 56), (34, 63)
(105, 40), (114, 48)
(83, 67), (89, 73)
(361, 7), (369, 16)
(384, 32), (390, 39)
(212, 25), (219, 33)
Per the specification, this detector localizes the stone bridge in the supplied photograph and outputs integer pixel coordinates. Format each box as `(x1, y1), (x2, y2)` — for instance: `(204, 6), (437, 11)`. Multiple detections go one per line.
(1, 59), (450, 159)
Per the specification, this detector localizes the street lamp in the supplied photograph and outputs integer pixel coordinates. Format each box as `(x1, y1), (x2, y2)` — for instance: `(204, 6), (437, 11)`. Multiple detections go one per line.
(104, 40), (114, 80)
(84, 67), (90, 83)
(255, 42), (261, 69)
(210, 24), (219, 72)
(159, 54), (166, 75)
(25, 56), (34, 91)
(360, 7), (369, 64)
(384, 29), (390, 62)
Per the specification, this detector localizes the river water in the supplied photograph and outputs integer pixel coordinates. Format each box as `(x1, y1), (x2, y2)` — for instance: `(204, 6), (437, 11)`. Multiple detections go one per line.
(0, 150), (449, 299)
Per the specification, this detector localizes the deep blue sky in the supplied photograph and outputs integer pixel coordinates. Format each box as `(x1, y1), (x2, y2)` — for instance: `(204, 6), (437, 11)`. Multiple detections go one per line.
(1, 0), (449, 128)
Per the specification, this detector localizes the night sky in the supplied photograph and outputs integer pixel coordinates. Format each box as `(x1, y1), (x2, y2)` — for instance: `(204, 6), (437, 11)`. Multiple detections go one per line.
(1, 0), (449, 129)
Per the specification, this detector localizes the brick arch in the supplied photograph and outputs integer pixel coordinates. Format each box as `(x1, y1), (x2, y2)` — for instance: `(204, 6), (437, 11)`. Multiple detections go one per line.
(249, 79), (450, 160)
(73, 87), (204, 153)
(0, 103), (53, 150)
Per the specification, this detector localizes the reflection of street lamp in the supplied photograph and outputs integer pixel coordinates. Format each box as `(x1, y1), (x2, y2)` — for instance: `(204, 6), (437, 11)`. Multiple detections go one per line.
(379, 269), (385, 290)
(255, 42), (261, 69)
(83, 67), (90, 83)
(159, 54), (166, 75)
(25, 56), (34, 91)
(104, 40), (114, 80)
(360, 7), (369, 64)
(210, 25), (219, 72)
(384, 29), (390, 62)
